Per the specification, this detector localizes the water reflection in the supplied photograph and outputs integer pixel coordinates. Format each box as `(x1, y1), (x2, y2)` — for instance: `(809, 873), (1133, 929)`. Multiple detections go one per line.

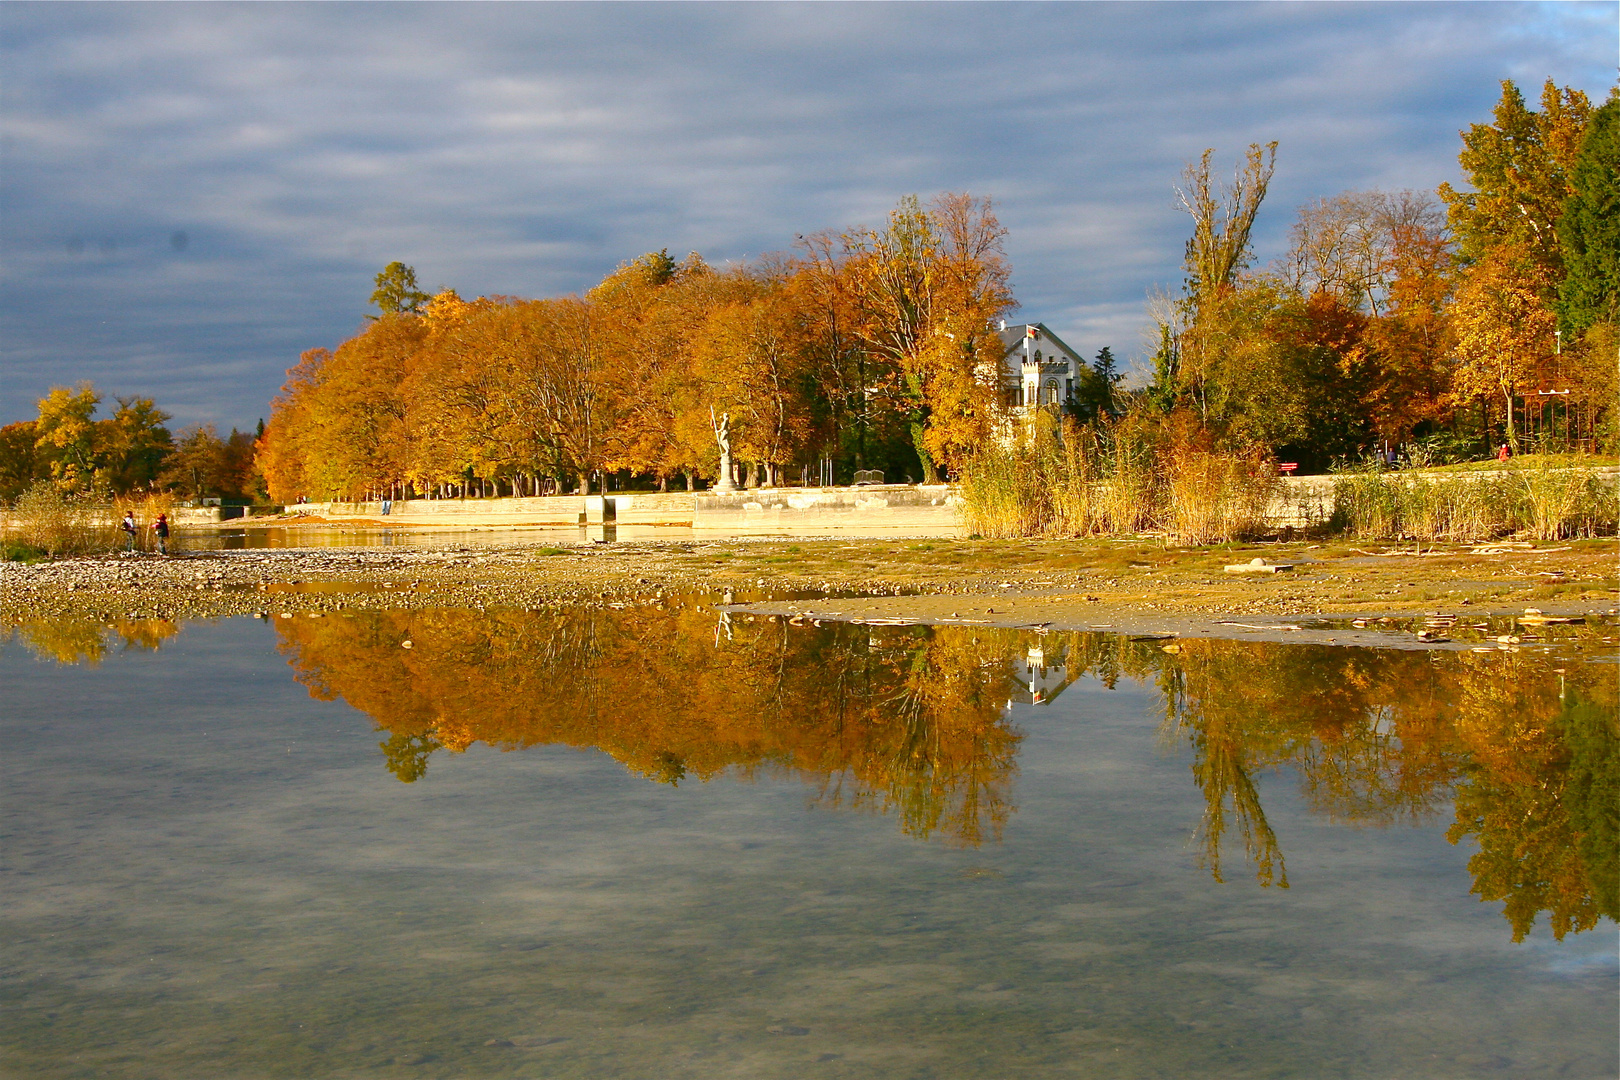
(1152, 636), (1617, 941)
(274, 604), (1023, 847)
(11, 616), (180, 665)
(8, 605), (1615, 943)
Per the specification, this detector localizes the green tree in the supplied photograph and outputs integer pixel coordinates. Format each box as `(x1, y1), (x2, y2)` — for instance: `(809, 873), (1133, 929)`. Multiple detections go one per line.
(370, 261), (431, 315)
(1439, 79), (1591, 291)
(99, 396), (173, 491)
(1164, 142), (1278, 420)
(1556, 94), (1620, 333)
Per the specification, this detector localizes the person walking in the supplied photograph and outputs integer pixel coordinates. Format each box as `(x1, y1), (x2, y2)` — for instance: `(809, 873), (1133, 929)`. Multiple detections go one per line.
(121, 510), (138, 553)
(152, 513), (170, 556)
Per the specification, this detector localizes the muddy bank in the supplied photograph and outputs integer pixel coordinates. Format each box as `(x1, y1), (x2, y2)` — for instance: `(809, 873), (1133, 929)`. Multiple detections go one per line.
(3, 536), (1614, 647)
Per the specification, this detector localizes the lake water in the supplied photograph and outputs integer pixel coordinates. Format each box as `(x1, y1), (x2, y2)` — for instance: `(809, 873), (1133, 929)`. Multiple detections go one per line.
(3, 602), (1615, 1078)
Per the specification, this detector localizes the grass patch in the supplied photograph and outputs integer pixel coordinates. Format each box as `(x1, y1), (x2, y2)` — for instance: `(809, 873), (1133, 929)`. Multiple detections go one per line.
(2, 539), (46, 563)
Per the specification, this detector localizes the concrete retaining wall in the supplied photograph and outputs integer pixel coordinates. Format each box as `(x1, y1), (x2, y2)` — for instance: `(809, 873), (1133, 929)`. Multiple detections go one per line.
(306, 492), (696, 527)
(227, 466), (1618, 537)
(692, 485), (964, 536)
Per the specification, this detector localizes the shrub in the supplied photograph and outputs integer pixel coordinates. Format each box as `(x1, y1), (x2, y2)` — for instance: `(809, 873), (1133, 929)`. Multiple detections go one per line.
(3, 481), (114, 556)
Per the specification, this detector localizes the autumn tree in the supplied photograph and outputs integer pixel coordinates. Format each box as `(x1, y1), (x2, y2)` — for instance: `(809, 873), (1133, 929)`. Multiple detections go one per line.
(0, 421), (39, 500)
(158, 425), (231, 499)
(1275, 190), (1458, 448)
(691, 273), (818, 486)
(99, 396), (174, 492)
(1150, 142), (1278, 434)
(485, 296), (616, 495)
(591, 252), (730, 489)
(843, 193), (1015, 481)
(256, 348), (327, 503)
(1440, 80), (1592, 288)
(1441, 80), (1593, 448)
(1450, 257), (1558, 449)
(33, 382), (103, 492)
(793, 231), (877, 472)
(1358, 220), (1457, 443)
(407, 289), (533, 497)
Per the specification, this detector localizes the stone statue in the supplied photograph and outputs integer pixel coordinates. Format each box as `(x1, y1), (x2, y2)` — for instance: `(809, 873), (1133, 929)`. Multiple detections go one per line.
(711, 407), (736, 492)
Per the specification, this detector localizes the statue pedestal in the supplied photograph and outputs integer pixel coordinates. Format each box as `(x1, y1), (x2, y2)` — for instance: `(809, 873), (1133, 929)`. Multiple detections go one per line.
(713, 454), (736, 492)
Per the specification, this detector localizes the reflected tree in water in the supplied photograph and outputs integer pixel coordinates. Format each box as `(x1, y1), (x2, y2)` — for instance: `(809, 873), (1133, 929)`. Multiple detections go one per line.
(17, 603), (1607, 938)
(9, 617), (180, 665)
(1151, 633), (1616, 940)
(1444, 651), (1618, 941)
(272, 603), (1025, 847)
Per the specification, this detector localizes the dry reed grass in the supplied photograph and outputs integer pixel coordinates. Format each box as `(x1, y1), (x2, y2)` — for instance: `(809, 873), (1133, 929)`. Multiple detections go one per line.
(962, 415), (1277, 544)
(3, 482), (177, 557)
(1331, 459), (1617, 542)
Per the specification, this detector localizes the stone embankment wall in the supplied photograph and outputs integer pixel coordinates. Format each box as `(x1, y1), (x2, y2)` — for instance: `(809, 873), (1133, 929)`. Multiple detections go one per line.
(693, 485), (962, 536)
(296, 486), (962, 534)
(206, 467), (1614, 536)
(1269, 475), (1336, 529)
(306, 492), (696, 527)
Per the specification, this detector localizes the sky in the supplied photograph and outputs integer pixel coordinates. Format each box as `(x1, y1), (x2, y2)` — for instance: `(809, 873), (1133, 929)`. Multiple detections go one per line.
(2, 1), (1615, 432)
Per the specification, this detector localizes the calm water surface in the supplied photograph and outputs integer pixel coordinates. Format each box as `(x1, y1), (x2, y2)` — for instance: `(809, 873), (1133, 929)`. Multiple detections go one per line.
(3, 602), (1615, 1078)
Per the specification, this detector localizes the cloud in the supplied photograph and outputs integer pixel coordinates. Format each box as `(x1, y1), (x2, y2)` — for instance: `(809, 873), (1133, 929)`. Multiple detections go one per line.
(1, 1), (1613, 426)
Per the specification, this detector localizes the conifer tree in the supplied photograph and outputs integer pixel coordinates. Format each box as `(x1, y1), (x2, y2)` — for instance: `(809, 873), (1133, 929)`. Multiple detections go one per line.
(1556, 94), (1620, 333)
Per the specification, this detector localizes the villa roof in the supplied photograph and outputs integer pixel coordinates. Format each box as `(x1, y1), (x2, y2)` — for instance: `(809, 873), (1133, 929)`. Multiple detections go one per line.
(997, 322), (1084, 363)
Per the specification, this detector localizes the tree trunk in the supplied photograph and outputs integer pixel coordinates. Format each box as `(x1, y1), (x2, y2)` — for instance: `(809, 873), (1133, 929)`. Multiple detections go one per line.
(577, 472), (590, 495)
(685, 471), (695, 492)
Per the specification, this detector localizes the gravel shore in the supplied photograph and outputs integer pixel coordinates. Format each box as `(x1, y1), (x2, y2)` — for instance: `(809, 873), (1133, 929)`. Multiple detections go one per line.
(4, 535), (1615, 647)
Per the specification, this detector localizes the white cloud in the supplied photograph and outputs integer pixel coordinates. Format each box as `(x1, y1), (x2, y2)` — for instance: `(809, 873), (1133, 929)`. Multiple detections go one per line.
(1, 1), (1613, 426)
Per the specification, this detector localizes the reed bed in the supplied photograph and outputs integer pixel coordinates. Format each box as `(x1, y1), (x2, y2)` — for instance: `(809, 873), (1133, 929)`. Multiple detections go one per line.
(3, 482), (177, 557)
(1331, 460), (1617, 542)
(964, 419), (1616, 545)
(962, 417), (1277, 544)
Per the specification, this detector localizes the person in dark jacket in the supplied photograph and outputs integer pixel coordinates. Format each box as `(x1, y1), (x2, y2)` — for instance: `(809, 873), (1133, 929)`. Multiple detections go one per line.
(152, 513), (170, 555)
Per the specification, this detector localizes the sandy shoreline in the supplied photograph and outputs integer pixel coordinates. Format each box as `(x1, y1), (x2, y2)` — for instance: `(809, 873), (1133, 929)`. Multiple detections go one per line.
(3, 533), (1615, 649)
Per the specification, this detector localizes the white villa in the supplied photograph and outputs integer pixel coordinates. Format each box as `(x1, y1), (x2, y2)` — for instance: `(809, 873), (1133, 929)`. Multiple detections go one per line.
(995, 321), (1084, 412)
